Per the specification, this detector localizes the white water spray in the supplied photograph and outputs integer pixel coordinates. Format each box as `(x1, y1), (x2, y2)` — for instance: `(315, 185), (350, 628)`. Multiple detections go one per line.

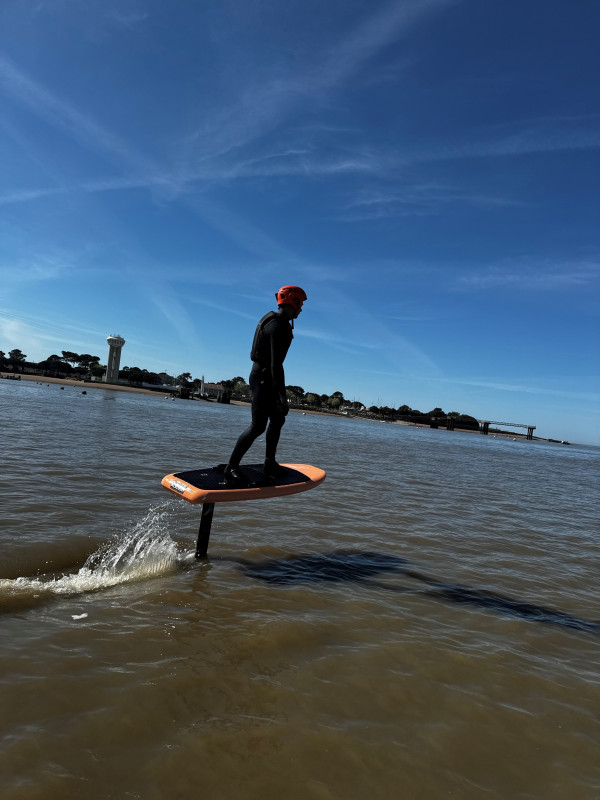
(0, 504), (181, 603)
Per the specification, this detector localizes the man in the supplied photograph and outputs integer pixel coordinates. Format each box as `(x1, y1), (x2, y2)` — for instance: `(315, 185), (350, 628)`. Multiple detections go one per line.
(224, 285), (307, 486)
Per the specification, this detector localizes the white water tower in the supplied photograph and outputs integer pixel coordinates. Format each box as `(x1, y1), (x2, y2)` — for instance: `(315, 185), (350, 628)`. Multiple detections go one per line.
(104, 334), (125, 383)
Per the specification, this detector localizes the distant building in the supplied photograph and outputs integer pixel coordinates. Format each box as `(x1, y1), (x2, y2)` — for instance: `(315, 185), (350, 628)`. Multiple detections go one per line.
(201, 381), (225, 399)
(104, 335), (125, 383)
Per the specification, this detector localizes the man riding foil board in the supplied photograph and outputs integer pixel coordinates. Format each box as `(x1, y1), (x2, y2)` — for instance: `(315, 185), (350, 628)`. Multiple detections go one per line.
(224, 285), (307, 486)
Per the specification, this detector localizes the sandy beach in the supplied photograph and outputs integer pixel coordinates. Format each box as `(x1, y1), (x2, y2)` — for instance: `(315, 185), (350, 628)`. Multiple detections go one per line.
(1, 373), (173, 397)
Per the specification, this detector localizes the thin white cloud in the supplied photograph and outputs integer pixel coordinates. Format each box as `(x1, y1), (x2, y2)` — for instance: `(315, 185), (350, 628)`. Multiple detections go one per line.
(304, 290), (442, 377)
(217, 114), (600, 186)
(0, 253), (71, 293)
(182, 113), (600, 185)
(0, 316), (46, 354)
(181, 0), (455, 172)
(0, 187), (66, 205)
(459, 260), (600, 290)
(354, 369), (600, 406)
(110, 11), (149, 29)
(146, 287), (201, 348)
(1, 2), (598, 213)
(400, 114), (600, 169)
(439, 376), (600, 405)
(317, 0), (453, 91)
(433, 127), (600, 162)
(0, 56), (119, 160)
(339, 183), (526, 220)
(297, 326), (377, 356)
(0, 174), (178, 206)
(189, 297), (257, 322)
(0, 310), (108, 359)
(0, 55), (297, 262)
(384, 315), (433, 322)
(0, 53), (171, 185)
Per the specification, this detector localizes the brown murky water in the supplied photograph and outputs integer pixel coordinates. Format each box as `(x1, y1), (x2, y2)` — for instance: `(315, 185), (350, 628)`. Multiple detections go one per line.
(1, 381), (599, 799)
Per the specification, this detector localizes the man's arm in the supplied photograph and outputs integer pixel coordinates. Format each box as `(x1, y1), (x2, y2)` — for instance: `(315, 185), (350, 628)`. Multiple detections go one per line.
(269, 330), (286, 393)
(266, 320), (289, 412)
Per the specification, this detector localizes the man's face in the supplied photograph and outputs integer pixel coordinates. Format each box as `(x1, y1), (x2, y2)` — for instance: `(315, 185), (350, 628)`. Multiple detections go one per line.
(281, 303), (302, 320)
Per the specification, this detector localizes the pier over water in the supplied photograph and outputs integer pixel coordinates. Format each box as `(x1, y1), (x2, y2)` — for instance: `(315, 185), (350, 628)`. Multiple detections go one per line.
(479, 420), (536, 440)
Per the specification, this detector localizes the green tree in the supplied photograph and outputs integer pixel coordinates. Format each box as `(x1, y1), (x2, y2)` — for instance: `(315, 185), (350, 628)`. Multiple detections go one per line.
(457, 414), (479, 430)
(234, 380), (250, 397)
(90, 363), (105, 378)
(38, 354), (66, 375)
(397, 404), (412, 415)
(120, 366), (144, 383)
(328, 396), (342, 409)
(177, 372), (192, 387)
(305, 393), (321, 406)
(77, 354), (100, 369)
(221, 376), (246, 393)
(120, 366), (156, 385)
(8, 349), (26, 372)
(286, 385), (305, 400)
(0, 351), (6, 370)
(138, 370), (161, 385)
(61, 351), (80, 366)
(428, 407), (446, 418)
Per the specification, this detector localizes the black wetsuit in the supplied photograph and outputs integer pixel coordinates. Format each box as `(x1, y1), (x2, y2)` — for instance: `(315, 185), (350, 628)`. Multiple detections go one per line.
(228, 310), (294, 467)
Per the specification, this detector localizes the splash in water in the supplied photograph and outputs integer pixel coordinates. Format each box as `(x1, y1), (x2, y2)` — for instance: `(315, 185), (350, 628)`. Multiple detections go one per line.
(0, 504), (180, 608)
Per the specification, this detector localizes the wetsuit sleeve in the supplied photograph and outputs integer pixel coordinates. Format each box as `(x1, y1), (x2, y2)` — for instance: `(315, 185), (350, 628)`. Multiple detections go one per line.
(263, 318), (290, 398)
(269, 325), (286, 398)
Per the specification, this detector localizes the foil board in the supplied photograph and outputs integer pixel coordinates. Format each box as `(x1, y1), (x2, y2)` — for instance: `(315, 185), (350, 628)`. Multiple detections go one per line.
(161, 463), (326, 505)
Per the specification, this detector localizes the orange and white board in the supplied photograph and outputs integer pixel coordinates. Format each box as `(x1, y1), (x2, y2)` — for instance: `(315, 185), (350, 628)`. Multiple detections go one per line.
(161, 463), (326, 505)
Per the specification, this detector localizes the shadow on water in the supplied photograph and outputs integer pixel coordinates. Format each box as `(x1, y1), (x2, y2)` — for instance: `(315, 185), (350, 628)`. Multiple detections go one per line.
(2, 539), (597, 635)
(217, 550), (600, 634)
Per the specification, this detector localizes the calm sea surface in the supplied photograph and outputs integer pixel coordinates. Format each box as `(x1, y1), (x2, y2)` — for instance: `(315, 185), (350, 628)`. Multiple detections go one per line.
(1, 380), (599, 800)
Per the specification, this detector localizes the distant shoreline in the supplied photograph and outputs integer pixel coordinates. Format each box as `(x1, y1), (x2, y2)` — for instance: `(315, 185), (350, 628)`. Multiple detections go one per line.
(2, 372), (555, 442)
(0, 372), (338, 417)
(1, 372), (173, 397)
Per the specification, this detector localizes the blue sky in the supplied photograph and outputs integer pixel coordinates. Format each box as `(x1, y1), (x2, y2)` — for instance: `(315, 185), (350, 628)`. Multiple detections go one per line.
(1, 0), (599, 444)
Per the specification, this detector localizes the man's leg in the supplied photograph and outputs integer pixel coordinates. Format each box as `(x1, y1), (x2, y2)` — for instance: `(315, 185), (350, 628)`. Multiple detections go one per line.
(263, 408), (287, 480)
(225, 373), (269, 484)
(265, 411), (286, 461)
(227, 414), (267, 469)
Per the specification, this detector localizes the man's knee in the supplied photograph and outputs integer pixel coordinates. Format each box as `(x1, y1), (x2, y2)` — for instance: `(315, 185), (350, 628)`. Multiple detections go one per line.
(269, 411), (286, 430)
(250, 419), (268, 437)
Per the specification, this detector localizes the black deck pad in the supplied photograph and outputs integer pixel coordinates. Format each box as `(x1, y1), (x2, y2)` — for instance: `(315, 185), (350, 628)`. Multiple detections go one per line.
(173, 464), (311, 491)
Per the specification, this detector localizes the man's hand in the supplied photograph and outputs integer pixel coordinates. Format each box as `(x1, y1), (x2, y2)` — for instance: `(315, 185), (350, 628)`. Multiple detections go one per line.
(277, 394), (289, 416)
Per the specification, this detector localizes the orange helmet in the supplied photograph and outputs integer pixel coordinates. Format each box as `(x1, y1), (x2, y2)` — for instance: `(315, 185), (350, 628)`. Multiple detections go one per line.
(275, 285), (307, 311)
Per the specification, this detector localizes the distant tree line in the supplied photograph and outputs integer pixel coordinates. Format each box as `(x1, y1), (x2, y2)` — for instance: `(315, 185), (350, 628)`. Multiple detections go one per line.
(0, 349), (195, 390)
(0, 348), (106, 377)
(219, 379), (479, 429)
(1, 348), (478, 428)
(1, 349), (109, 381)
